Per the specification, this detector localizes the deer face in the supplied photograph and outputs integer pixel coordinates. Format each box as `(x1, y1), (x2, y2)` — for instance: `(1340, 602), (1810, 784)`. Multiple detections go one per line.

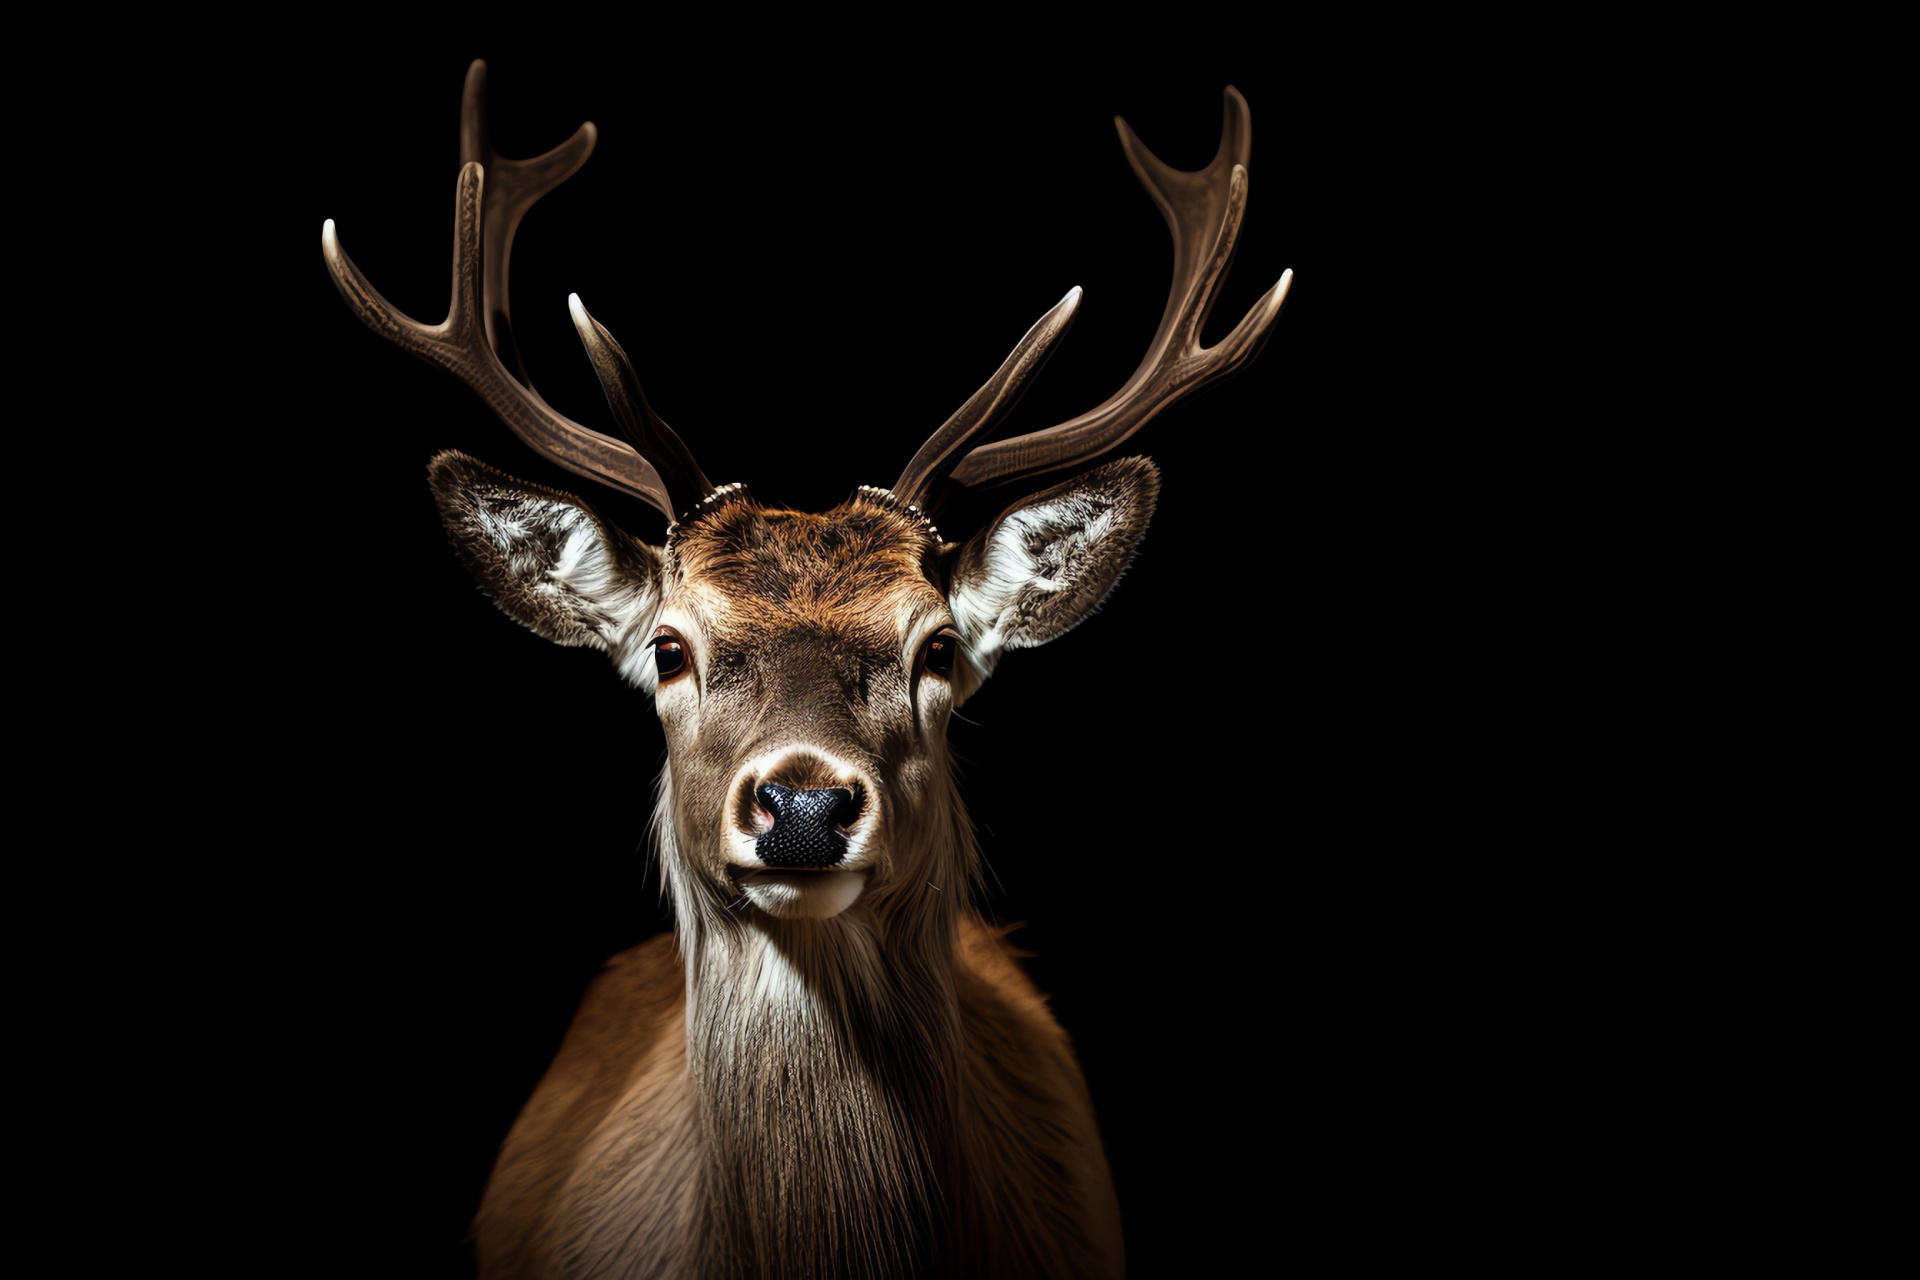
(654, 496), (955, 920)
(429, 451), (1159, 924)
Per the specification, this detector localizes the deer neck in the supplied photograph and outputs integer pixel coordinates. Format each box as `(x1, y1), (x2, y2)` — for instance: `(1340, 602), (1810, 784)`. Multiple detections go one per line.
(662, 771), (977, 1278)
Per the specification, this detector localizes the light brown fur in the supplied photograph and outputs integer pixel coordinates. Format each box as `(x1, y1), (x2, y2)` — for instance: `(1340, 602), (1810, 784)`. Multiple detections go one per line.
(475, 920), (1119, 1280)
(433, 456), (1157, 1279)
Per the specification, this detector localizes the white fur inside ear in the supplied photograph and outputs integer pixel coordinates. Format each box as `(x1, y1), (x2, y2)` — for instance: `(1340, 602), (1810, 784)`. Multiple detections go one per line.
(429, 452), (668, 689)
(947, 458), (1158, 692)
(541, 519), (663, 692)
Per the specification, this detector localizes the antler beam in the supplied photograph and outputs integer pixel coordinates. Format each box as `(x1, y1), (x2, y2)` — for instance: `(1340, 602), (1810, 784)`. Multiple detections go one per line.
(457, 59), (595, 394)
(903, 87), (1292, 503)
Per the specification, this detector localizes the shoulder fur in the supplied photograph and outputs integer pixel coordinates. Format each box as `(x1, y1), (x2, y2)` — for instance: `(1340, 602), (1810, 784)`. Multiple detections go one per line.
(474, 933), (691, 1280)
(952, 917), (1124, 1279)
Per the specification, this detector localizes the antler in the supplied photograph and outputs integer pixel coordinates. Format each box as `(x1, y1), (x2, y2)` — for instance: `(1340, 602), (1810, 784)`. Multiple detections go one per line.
(321, 61), (711, 519)
(888, 287), (1084, 509)
(896, 86), (1292, 507)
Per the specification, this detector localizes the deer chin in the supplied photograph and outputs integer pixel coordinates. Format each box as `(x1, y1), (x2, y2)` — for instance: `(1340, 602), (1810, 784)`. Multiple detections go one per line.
(736, 869), (870, 919)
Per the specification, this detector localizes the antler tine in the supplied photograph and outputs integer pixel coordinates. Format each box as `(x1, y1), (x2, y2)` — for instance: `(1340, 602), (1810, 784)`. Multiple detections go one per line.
(891, 287), (1083, 509)
(947, 86), (1293, 492)
(569, 294), (714, 513)
(322, 163), (677, 517)
(459, 58), (596, 391)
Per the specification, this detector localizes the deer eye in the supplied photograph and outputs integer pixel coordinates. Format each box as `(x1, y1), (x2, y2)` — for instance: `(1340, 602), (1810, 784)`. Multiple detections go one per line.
(921, 630), (959, 679)
(650, 635), (689, 681)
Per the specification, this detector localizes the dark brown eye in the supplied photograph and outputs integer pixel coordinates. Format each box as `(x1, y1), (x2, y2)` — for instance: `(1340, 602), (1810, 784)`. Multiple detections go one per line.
(922, 631), (958, 679)
(651, 636), (688, 680)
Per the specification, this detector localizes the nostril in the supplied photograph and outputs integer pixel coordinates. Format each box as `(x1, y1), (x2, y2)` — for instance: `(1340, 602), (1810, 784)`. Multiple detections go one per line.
(756, 783), (794, 823)
(828, 786), (859, 829)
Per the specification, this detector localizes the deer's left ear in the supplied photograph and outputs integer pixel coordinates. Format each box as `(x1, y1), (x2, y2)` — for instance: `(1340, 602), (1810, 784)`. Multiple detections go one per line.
(943, 456), (1159, 704)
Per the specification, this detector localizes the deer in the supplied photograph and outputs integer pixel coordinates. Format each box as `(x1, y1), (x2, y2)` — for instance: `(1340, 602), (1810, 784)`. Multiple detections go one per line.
(321, 60), (1291, 1280)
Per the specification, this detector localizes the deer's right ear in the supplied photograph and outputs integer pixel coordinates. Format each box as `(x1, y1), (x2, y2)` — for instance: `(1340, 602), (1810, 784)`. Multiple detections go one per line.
(428, 451), (668, 692)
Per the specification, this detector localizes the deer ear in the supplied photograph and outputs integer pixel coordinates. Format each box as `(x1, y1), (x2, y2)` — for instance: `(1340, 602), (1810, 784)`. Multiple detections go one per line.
(428, 451), (668, 692)
(944, 456), (1159, 702)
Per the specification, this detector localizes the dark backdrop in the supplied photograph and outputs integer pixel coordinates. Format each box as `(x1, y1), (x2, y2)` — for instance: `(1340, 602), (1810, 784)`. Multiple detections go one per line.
(211, 36), (1485, 1277)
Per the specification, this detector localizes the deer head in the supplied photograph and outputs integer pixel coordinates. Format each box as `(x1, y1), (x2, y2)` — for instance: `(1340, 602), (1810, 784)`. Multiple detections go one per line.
(321, 61), (1289, 935)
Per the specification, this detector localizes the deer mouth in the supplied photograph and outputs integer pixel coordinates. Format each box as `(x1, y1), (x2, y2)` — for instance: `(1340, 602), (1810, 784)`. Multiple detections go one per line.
(729, 866), (870, 920)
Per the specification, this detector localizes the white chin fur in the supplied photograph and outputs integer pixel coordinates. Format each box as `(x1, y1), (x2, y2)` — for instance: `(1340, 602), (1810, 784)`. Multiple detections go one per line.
(740, 870), (869, 919)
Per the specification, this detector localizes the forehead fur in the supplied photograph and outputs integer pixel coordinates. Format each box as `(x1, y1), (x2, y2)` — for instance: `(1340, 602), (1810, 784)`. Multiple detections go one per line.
(671, 496), (942, 635)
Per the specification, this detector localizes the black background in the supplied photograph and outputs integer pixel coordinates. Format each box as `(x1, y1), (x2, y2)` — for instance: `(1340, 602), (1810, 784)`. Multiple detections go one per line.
(201, 32), (1499, 1277)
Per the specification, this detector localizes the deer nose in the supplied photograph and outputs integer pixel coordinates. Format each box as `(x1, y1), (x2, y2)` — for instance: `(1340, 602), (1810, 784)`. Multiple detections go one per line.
(754, 783), (859, 867)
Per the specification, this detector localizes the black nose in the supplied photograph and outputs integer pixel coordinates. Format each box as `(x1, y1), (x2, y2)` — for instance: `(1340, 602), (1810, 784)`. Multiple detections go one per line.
(755, 784), (859, 867)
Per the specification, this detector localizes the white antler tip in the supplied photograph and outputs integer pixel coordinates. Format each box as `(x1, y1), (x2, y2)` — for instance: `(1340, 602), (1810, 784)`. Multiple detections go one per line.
(321, 218), (338, 257)
(568, 292), (589, 324)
